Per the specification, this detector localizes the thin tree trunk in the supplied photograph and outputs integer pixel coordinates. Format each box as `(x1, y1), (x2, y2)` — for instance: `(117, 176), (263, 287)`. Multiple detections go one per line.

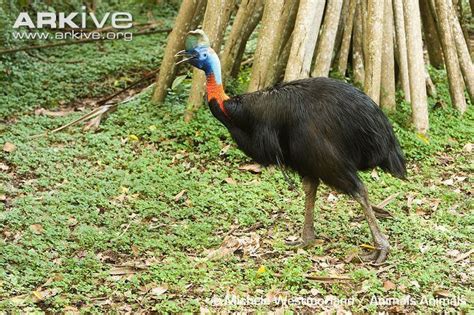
(221, 0), (264, 80)
(312, 0), (344, 77)
(352, 1), (365, 86)
(248, 0), (298, 91)
(449, 1), (474, 104)
(434, 0), (467, 113)
(185, 0), (235, 121)
(393, 0), (411, 102)
(380, 0), (396, 111)
(363, 0), (385, 105)
(419, 0), (444, 68)
(336, 0), (357, 76)
(332, 0), (350, 68)
(265, 0), (299, 85)
(152, 0), (206, 104)
(285, 0), (325, 81)
(403, 0), (429, 133)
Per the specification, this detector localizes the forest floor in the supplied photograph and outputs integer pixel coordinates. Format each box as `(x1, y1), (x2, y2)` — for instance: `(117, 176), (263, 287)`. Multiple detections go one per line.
(1, 24), (473, 313)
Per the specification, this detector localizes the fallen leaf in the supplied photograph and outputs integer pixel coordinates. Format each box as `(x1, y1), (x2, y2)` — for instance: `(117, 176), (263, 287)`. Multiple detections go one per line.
(371, 169), (379, 180)
(219, 144), (231, 156)
(67, 217), (78, 226)
(150, 284), (168, 297)
(3, 142), (16, 153)
(238, 164), (262, 173)
(257, 265), (266, 274)
(434, 289), (452, 298)
(383, 280), (396, 291)
(35, 108), (72, 117)
(30, 224), (44, 235)
(327, 193), (338, 202)
(174, 190), (187, 202)
(205, 233), (260, 260)
(0, 163), (9, 171)
(109, 266), (138, 276)
(442, 178), (454, 186)
(462, 143), (472, 152)
(0, 194), (6, 202)
(305, 275), (352, 282)
(224, 177), (236, 185)
(131, 245), (139, 257)
(128, 134), (139, 142)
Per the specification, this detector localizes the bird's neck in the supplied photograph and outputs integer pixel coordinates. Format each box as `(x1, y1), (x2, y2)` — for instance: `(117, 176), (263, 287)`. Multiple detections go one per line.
(205, 73), (229, 116)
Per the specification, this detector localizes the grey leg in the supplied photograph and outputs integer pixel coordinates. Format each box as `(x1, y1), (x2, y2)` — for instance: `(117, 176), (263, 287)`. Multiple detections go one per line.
(355, 185), (390, 263)
(302, 177), (319, 245)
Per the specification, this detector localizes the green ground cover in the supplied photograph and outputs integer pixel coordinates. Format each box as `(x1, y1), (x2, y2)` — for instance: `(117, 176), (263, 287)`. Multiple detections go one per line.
(0, 13), (472, 313)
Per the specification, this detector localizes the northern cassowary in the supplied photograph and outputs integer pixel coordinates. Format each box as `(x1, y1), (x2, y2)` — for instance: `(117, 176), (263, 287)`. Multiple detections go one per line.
(176, 30), (406, 263)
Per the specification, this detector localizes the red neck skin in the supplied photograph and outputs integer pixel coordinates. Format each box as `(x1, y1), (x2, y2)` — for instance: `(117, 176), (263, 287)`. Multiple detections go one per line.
(206, 74), (229, 117)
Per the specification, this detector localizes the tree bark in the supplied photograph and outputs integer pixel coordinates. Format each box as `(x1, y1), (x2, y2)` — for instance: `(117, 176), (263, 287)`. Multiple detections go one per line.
(248, 0), (298, 91)
(335, 0), (357, 76)
(393, 0), (411, 102)
(311, 0), (344, 77)
(449, 1), (474, 104)
(285, 0), (325, 81)
(352, 1), (365, 86)
(363, 0), (385, 105)
(221, 0), (264, 80)
(403, 0), (429, 133)
(152, 0), (206, 104)
(380, 0), (396, 111)
(434, 0), (466, 113)
(419, 0), (444, 68)
(185, 0), (235, 121)
(265, 0), (299, 85)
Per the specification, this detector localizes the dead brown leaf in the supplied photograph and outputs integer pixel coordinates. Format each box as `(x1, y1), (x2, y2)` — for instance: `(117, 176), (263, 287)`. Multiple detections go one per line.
(0, 163), (9, 171)
(109, 265), (138, 276)
(224, 177), (236, 185)
(205, 233), (260, 260)
(3, 142), (16, 153)
(238, 164), (262, 173)
(150, 284), (168, 297)
(305, 275), (352, 282)
(35, 108), (73, 117)
(174, 189), (187, 202)
(131, 245), (139, 257)
(383, 280), (396, 291)
(30, 224), (44, 234)
(433, 289), (452, 298)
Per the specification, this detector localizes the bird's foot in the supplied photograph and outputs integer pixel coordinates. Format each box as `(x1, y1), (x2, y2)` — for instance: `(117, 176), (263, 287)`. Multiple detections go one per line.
(360, 241), (390, 265)
(285, 230), (316, 248)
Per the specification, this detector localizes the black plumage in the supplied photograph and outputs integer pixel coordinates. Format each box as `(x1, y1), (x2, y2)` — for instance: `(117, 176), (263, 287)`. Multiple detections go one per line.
(176, 29), (406, 263)
(209, 77), (405, 197)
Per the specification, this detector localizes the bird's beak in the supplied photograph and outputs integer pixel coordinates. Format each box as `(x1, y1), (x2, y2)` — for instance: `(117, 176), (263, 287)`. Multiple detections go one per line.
(175, 50), (197, 65)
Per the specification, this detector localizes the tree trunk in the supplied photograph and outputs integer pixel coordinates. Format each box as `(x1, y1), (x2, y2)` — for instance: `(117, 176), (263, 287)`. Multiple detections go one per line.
(221, 0), (264, 80)
(393, 0), (411, 102)
(185, 0), (235, 121)
(152, 0), (206, 103)
(434, 0), (466, 113)
(363, 0), (384, 105)
(352, 1), (365, 86)
(248, 0), (298, 92)
(335, 0), (357, 76)
(419, 0), (444, 68)
(265, 0), (299, 85)
(403, 0), (429, 133)
(285, 0), (326, 81)
(449, 1), (474, 104)
(311, 0), (344, 77)
(380, 0), (396, 111)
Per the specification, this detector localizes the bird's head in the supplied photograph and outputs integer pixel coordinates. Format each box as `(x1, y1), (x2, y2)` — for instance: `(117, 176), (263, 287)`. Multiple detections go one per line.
(175, 30), (221, 78)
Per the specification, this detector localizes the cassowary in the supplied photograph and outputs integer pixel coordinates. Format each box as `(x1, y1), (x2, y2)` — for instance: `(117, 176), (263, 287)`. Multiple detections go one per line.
(176, 30), (406, 263)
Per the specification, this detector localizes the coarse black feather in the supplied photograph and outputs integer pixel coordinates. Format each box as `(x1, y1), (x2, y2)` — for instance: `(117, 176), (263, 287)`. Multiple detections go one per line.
(207, 77), (406, 196)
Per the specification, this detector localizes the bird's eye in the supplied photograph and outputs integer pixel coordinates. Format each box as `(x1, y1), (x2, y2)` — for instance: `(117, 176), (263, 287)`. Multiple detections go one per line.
(202, 53), (207, 58)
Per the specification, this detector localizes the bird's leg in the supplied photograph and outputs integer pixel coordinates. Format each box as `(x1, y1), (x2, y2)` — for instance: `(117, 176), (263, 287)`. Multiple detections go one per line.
(301, 177), (319, 246)
(355, 185), (390, 264)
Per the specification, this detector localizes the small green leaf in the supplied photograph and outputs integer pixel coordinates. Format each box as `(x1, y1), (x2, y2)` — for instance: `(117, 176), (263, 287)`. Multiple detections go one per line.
(171, 75), (187, 90)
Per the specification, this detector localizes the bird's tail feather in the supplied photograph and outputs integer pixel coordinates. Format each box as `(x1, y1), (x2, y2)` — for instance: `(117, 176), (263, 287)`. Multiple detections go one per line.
(382, 146), (407, 179)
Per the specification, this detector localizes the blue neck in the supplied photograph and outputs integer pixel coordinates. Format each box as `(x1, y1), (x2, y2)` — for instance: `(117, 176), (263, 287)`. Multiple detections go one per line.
(203, 53), (223, 85)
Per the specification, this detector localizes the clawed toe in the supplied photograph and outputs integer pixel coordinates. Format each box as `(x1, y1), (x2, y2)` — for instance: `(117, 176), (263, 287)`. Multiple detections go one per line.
(360, 245), (390, 264)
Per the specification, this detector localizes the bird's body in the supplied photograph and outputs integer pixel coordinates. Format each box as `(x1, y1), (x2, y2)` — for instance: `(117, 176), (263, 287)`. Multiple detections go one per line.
(177, 29), (406, 263)
(209, 77), (405, 196)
